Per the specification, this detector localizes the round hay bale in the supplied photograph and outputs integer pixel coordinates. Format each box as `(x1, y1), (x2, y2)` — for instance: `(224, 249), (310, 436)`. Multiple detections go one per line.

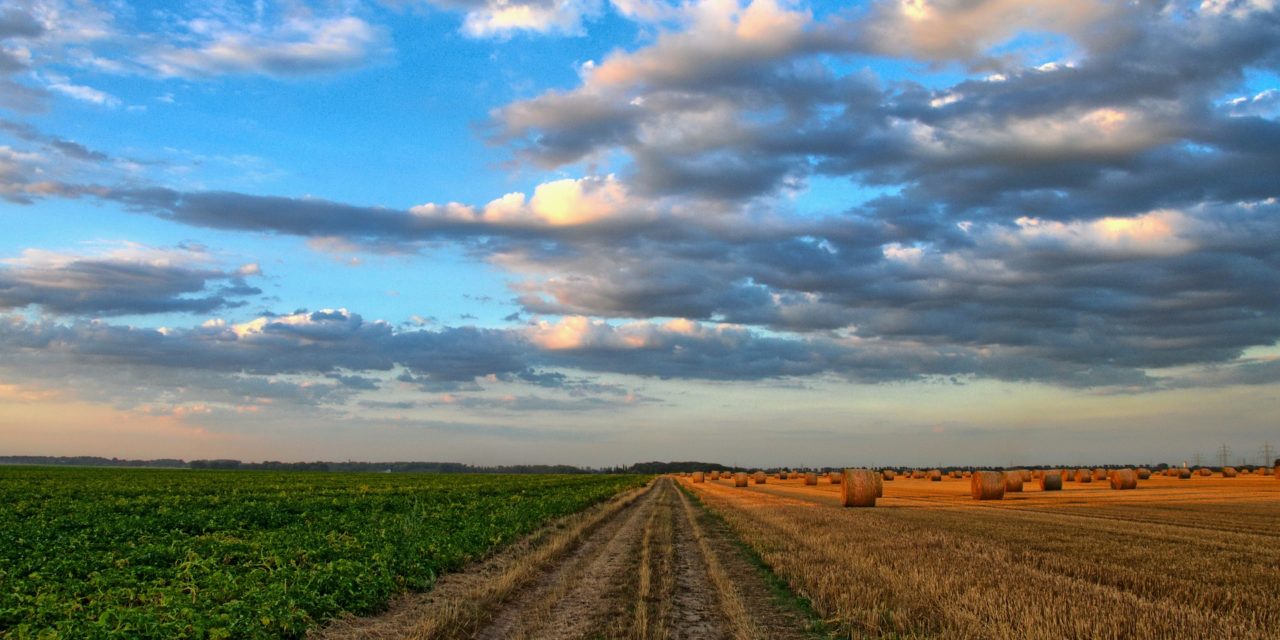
(753, 471), (767, 484)
(1020, 469), (1032, 482)
(840, 469), (878, 507)
(874, 473), (884, 497)
(829, 471), (842, 484)
(1199, 468), (1212, 476)
(1260, 466), (1274, 476)
(734, 472), (748, 487)
(1032, 470), (1042, 480)
(1075, 469), (1092, 483)
(692, 471), (704, 483)
(882, 469), (896, 481)
(971, 471), (1005, 500)
(804, 472), (818, 486)
(1222, 467), (1237, 478)
(1092, 468), (1107, 482)
(1177, 468), (1192, 479)
(1136, 468), (1151, 480)
(928, 469), (942, 482)
(1040, 471), (1062, 491)
(1004, 470), (1024, 492)
(1109, 468), (1137, 490)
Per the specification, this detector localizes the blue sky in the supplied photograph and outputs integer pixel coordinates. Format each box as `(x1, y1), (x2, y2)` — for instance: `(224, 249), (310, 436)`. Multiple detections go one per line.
(2, 0), (1279, 466)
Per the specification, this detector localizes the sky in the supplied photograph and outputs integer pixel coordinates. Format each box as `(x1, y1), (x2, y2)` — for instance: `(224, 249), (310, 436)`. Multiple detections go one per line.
(1, 0), (1278, 468)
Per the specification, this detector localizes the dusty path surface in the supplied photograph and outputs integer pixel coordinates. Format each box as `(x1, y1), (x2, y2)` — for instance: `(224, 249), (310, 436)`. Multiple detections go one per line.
(314, 477), (814, 640)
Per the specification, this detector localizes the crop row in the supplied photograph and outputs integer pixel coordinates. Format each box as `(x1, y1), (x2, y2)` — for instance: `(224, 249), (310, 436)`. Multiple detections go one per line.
(0, 467), (646, 639)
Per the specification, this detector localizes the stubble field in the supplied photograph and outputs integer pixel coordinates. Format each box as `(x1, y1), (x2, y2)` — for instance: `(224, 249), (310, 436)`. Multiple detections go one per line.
(681, 470), (1280, 639)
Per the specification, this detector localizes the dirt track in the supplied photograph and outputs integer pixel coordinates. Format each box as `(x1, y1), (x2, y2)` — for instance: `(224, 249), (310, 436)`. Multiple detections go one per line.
(314, 477), (813, 640)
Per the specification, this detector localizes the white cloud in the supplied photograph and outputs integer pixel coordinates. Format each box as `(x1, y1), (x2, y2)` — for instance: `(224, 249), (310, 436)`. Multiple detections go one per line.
(42, 74), (120, 107)
(460, 0), (602, 37)
(144, 14), (385, 78)
(412, 174), (644, 227)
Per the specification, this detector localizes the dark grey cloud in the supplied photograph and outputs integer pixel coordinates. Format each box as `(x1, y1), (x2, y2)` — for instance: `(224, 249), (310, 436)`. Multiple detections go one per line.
(0, 119), (111, 162)
(4, 1), (1279, 396)
(0, 7), (45, 39)
(0, 249), (261, 316)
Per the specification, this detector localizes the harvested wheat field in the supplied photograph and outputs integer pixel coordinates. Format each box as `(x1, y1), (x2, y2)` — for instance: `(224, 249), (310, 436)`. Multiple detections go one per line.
(681, 471), (1280, 639)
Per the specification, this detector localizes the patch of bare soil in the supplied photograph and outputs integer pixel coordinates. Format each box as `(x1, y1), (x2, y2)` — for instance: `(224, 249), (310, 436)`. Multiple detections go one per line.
(312, 477), (812, 639)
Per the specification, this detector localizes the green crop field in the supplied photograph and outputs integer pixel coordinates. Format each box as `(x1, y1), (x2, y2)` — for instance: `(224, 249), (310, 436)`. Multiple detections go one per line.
(0, 467), (647, 639)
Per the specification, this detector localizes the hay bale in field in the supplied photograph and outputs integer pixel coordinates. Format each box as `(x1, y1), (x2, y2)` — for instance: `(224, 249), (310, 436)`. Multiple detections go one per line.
(949, 470), (961, 479)
(734, 472), (748, 487)
(971, 471), (1006, 500)
(753, 471), (767, 484)
(910, 470), (924, 479)
(1032, 470), (1042, 480)
(1092, 468), (1107, 481)
(777, 471), (788, 480)
(1136, 468), (1151, 480)
(829, 471), (842, 484)
(1110, 469), (1138, 490)
(692, 471), (705, 483)
(928, 469), (942, 482)
(875, 473), (884, 497)
(804, 472), (818, 485)
(1222, 467), (1237, 477)
(1177, 468), (1192, 479)
(882, 469), (895, 481)
(1040, 471), (1062, 491)
(1019, 469), (1032, 482)
(1075, 469), (1092, 483)
(1199, 468), (1212, 476)
(1004, 470), (1024, 492)
(1260, 466), (1274, 476)
(840, 469), (878, 507)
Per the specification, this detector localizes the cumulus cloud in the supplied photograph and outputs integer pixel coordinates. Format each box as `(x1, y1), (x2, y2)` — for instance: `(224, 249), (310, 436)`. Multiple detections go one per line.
(5, 0), (1280, 401)
(853, 0), (1118, 64)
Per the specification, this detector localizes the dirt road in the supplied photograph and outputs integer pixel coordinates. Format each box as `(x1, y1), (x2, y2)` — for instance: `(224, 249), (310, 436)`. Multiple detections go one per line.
(315, 477), (814, 640)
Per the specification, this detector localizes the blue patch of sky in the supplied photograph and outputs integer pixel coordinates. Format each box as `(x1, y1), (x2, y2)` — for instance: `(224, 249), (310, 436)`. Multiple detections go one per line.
(987, 30), (1082, 68)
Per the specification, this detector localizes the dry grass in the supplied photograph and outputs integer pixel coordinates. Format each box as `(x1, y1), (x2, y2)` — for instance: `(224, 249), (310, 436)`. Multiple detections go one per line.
(841, 469), (879, 507)
(971, 471), (1004, 500)
(1109, 468), (1138, 490)
(687, 474), (1280, 639)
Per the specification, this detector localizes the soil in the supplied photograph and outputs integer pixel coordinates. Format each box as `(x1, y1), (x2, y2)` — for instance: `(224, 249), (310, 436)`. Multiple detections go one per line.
(312, 477), (814, 639)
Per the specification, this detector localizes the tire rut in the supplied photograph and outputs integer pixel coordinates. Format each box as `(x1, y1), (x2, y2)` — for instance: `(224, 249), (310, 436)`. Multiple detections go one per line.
(315, 477), (815, 640)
